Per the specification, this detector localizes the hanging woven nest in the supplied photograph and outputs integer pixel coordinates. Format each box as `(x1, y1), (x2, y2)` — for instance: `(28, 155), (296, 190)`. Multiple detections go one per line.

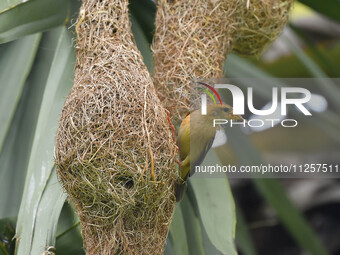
(55, 0), (177, 254)
(231, 0), (294, 56)
(152, 0), (240, 123)
(152, 0), (293, 123)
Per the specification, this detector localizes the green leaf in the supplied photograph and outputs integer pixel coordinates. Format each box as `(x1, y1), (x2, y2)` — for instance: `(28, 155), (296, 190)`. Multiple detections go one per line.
(235, 206), (257, 255)
(180, 193), (206, 255)
(289, 24), (340, 77)
(164, 234), (174, 255)
(0, 0), (70, 44)
(169, 205), (189, 255)
(0, 34), (40, 154)
(129, 0), (156, 44)
(55, 223), (84, 255)
(15, 26), (74, 255)
(298, 0), (340, 22)
(0, 0), (27, 11)
(225, 54), (273, 79)
(225, 55), (340, 145)
(130, 14), (153, 73)
(190, 168), (238, 255)
(30, 167), (67, 252)
(55, 204), (84, 255)
(0, 29), (66, 218)
(254, 178), (329, 255)
(224, 126), (329, 255)
(201, 220), (224, 255)
(282, 33), (340, 111)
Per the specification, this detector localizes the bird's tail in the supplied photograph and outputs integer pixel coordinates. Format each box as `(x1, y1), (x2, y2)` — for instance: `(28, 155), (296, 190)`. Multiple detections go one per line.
(175, 180), (187, 202)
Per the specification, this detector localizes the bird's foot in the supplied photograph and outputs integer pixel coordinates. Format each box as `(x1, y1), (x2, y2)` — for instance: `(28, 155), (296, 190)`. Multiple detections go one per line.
(175, 158), (182, 167)
(164, 108), (176, 143)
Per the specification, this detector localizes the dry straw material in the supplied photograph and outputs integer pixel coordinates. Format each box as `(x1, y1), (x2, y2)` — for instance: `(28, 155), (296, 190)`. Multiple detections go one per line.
(152, 0), (238, 123)
(55, 0), (177, 254)
(55, 0), (293, 253)
(152, 0), (293, 123)
(232, 0), (294, 56)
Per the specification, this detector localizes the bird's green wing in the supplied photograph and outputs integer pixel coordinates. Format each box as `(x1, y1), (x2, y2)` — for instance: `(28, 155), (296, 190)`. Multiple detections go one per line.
(189, 131), (216, 176)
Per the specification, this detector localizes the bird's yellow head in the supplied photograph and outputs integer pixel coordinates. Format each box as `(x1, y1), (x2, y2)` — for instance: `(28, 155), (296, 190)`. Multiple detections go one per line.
(206, 104), (244, 121)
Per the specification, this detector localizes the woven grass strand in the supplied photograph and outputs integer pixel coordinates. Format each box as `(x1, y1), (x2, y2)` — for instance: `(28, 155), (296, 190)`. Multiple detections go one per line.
(55, 0), (177, 254)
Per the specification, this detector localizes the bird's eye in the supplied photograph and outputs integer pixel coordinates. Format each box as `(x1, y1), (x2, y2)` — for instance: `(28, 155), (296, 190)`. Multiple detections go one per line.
(223, 107), (230, 113)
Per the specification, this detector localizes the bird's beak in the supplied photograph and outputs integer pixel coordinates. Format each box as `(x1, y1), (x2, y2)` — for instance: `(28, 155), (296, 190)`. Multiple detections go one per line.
(228, 111), (245, 122)
(231, 115), (244, 121)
